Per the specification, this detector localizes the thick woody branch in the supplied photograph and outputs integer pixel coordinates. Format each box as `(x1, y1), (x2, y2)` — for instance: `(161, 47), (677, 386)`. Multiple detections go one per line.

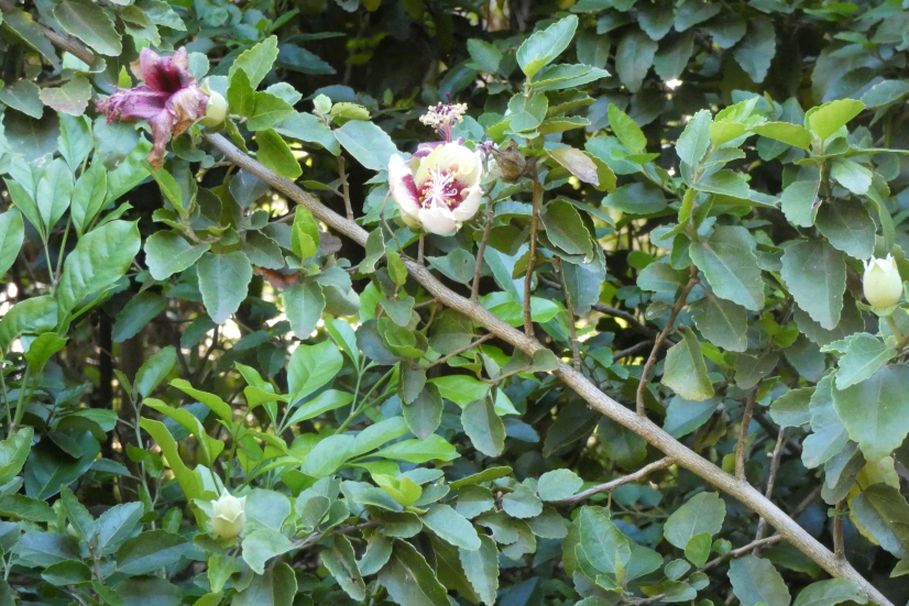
(206, 132), (892, 606)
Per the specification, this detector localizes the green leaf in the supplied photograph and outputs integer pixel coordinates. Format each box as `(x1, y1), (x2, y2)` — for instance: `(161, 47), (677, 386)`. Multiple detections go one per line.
(467, 38), (503, 73)
(320, 535), (366, 601)
(850, 483), (909, 559)
(283, 281), (325, 339)
(694, 169), (750, 199)
(422, 504), (481, 551)
(57, 220), (141, 315)
(230, 35), (279, 90)
(537, 469), (584, 502)
(197, 251), (253, 324)
(689, 226), (763, 311)
(549, 147), (600, 185)
(516, 15), (579, 79)
(727, 555), (791, 606)
(112, 291), (167, 343)
(792, 579), (868, 606)
(830, 158), (872, 195)
(70, 162), (108, 236)
(458, 535), (499, 606)
(374, 435), (459, 464)
(732, 16), (776, 83)
(169, 378), (232, 423)
(59, 114), (92, 168)
(144, 231), (210, 281)
(0, 427), (33, 485)
(241, 528), (294, 575)
(607, 104), (646, 152)
(530, 64), (608, 92)
(275, 112), (340, 155)
(431, 375), (490, 407)
(139, 418), (203, 499)
(677, 109), (712, 168)
(97, 502), (144, 556)
(577, 507), (631, 577)
(691, 294), (748, 352)
(603, 182), (667, 215)
(117, 530), (190, 575)
(288, 341), (343, 403)
(832, 364), (909, 461)
(806, 99), (864, 141)
(503, 481), (544, 519)
(301, 435), (354, 477)
(284, 390), (353, 427)
(801, 375), (849, 469)
(684, 533), (712, 567)
(661, 328), (715, 401)
(0, 210), (24, 279)
(663, 492), (726, 549)
(861, 80), (909, 108)
(38, 76), (92, 116)
(815, 198), (875, 260)
(768, 388), (812, 428)
(780, 239), (845, 330)
(291, 206), (320, 259)
(780, 178), (820, 228)
(247, 93), (296, 131)
(461, 399), (505, 457)
(540, 199), (593, 256)
(0, 296), (58, 352)
(378, 540), (450, 606)
(3, 178), (42, 238)
(53, 0), (122, 56)
(0, 80), (43, 118)
(827, 333), (896, 390)
(333, 120), (398, 171)
(36, 158), (73, 233)
(754, 122), (811, 150)
(255, 129), (302, 179)
(615, 30), (657, 93)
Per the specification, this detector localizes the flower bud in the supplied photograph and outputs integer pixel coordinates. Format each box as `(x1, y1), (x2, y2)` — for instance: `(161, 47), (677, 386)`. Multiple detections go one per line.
(200, 89), (228, 128)
(210, 492), (246, 540)
(863, 255), (903, 311)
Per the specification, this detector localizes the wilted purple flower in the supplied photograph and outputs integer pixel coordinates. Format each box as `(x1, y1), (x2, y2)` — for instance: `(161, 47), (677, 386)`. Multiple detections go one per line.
(96, 47), (209, 168)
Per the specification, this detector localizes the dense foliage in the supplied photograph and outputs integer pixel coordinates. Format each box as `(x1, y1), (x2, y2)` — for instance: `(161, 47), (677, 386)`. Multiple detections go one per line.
(1, 0), (909, 604)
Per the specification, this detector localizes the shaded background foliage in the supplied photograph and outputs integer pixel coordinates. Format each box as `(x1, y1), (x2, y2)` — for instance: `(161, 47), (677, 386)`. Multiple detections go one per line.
(0, 0), (908, 605)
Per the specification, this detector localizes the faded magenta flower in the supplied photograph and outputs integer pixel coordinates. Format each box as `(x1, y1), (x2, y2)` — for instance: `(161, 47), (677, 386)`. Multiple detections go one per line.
(96, 47), (209, 168)
(388, 142), (483, 236)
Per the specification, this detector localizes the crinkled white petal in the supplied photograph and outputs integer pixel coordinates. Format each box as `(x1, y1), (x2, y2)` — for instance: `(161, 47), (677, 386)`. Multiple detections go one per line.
(451, 185), (482, 221)
(388, 154), (420, 219)
(418, 206), (459, 236)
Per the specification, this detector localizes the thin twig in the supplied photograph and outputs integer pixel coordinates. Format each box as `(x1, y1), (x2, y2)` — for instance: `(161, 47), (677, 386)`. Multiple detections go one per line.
(555, 258), (582, 371)
(614, 340), (652, 361)
(523, 168), (542, 337)
(735, 392), (757, 480)
(702, 535), (784, 571)
(470, 198), (495, 301)
(556, 457), (674, 505)
(337, 155), (354, 221)
(754, 428), (786, 542)
(426, 334), (492, 368)
(634, 269), (698, 416)
(593, 304), (659, 338)
(833, 500), (846, 559)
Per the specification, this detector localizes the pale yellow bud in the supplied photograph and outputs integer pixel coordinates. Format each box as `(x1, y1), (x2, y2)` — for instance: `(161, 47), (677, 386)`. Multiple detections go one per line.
(200, 90), (228, 128)
(210, 492), (246, 540)
(863, 255), (903, 311)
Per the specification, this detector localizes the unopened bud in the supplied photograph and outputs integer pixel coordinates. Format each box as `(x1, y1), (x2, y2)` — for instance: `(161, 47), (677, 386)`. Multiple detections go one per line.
(210, 492), (246, 540)
(200, 89), (228, 128)
(863, 255), (903, 311)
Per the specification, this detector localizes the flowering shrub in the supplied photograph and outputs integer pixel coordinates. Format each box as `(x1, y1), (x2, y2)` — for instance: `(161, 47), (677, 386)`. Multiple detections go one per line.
(0, 1), (908, 606)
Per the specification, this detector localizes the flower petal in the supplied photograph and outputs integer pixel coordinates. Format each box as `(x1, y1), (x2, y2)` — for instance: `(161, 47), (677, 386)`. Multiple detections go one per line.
(418, 206), (458, 236)
(96, 86), (169, 122)
(451, 185), (482, 221)
(136, 47), (193, 93)
(388, 154), (421, 218)
(167, 85), (209, 137)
